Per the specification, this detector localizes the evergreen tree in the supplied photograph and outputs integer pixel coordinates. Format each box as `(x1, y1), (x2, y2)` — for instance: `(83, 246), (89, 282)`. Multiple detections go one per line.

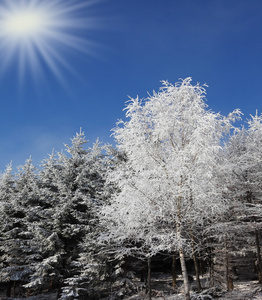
(225, 112), (262, 284)
(0, 159), (45, 297)
(18, 130), (108, 299)
(23, 152), (65, 294)
(0, 163), (17, 297)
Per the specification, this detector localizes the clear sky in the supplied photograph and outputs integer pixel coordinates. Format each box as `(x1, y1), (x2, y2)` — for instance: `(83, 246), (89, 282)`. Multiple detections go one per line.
(0, 0), (262, 171)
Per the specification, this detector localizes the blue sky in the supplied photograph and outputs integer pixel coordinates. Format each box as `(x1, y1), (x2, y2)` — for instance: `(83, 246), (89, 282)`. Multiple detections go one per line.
(0, 0), (262, 171)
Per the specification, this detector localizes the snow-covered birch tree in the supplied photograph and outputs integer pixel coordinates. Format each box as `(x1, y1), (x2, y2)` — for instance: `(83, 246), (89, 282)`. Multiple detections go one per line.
(101, 78), (241, 300)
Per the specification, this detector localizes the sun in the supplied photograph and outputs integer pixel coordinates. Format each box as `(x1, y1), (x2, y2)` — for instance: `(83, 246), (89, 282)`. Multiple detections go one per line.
(3, 9), (46, 37)
(0, 0), (100, 84)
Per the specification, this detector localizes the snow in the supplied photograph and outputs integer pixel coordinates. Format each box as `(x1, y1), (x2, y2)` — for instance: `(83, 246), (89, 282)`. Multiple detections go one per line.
(123, 273), (262, 300)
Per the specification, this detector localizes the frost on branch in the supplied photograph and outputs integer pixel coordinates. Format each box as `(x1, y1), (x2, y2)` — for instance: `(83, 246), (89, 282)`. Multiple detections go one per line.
(101, 78), (242, 300)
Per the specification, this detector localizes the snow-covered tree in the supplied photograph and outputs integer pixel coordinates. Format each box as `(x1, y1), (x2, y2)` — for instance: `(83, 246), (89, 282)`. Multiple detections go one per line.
(57, 136), (108, 299)
(0, 130), (112, 298)
(24, 130), (109, 299)
(225, 112), (262, 284)
(23, 152), (65, 294)
(0, 163), (16, 296)
(0, 159), (47, 297)
(101, 78), (241, 300)
(0, 163), (15, 233)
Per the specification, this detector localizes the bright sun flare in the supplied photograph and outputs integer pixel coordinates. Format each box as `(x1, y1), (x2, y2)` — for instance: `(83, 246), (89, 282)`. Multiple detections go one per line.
(4, 10), (46, 36)
(0, 0), (99, 84)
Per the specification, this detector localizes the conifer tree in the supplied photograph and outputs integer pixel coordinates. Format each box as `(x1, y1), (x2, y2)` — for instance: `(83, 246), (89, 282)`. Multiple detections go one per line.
(0, 159), (45, 297)
(23, 152), (65, 294)
(225, 112), (262, 284)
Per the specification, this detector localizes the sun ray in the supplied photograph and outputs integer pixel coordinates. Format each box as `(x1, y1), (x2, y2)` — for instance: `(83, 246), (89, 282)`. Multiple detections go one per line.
(34, 40), (67, 85)
(0, 0), (102, 86)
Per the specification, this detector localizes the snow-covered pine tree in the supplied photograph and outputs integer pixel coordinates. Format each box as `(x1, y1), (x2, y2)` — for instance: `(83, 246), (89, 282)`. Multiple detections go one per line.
(56, 133), (106, 299)
(225, 112), (262, 284)
(0, 158), (47, 297)
(101, 78), (241, 300)
(23, 151), (65, 294)
(0, 163), (17, 297)
(58, 138), (107, 299)
(198, 146), (240, 291)
(19, 131), (113, 298)
(27, 130), (109, 299)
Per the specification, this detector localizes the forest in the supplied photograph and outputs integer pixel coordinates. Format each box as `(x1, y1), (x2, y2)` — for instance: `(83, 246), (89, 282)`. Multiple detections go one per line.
(0, 78), (261, 300)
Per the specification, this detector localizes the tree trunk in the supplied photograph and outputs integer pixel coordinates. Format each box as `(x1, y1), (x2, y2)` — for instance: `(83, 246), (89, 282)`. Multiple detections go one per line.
(192, 253), (201, 292)
(247, 190), (262, 284)
(172, 254), (177, 287)
(176, 191), (190, 300)
(199, 260), (205, 278)
(13, 281), (16, 297)
(190, 228), (201, 292)
(225, 239), (233, 291)
(209, 254), (214, 287)
(147, 257), (152, 300)
(179, 248), (190, 300)
(141, 261), (146, 282)
(255, 228), (262, 284)
(176, 206), (190, 300)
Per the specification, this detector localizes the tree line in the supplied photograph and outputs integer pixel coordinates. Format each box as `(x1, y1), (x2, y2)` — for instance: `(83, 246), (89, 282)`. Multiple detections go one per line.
(0, 78), (261, 300)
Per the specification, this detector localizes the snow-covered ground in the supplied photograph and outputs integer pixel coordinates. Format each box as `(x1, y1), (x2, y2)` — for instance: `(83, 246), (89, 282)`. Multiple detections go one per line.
(126, 273), (262, 300)
(219, 280), (262, 300)
(2, 276), (261, 299)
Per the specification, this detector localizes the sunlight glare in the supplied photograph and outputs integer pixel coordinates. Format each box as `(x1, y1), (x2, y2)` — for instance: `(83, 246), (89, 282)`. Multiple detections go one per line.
(4, 10), (46, 37)
(0, 0), (100, 85)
